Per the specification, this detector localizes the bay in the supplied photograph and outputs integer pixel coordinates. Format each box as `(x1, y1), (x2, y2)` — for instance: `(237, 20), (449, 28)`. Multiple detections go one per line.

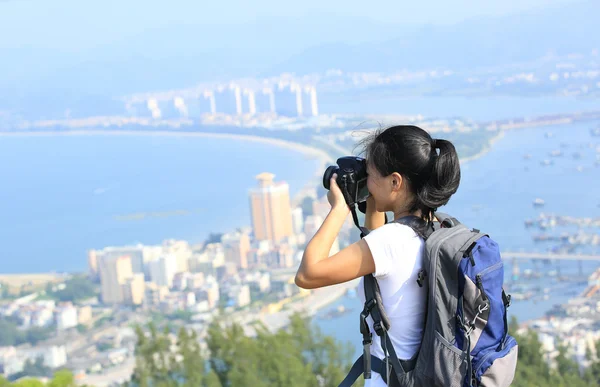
(319, 94), (600, 121)
(0, 134), (321, 273)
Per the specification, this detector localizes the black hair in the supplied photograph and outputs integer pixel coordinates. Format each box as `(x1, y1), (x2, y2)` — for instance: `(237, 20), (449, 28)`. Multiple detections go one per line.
(358, 125), (461, 222)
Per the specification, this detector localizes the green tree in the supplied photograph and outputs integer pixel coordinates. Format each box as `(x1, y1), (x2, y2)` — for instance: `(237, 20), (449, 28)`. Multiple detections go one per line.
(47, 370), (76, 387)
(12, 379), (44, 387)
(509, 315), (597, 387)
(132, 323), (177, 387)
(0, 318), (20, 346)
(177, 328), (204, 387)
(22, 357), (51, 378)
(204, 370), (222, 387)
(131, 312), (354, 386)
(47, 276), (96, 302)
(25, 327), (51, 346)
(204, 313), (352, 387)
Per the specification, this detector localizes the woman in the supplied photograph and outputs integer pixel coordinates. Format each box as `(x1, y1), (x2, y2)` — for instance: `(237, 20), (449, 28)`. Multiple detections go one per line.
(295, 125), (461, 386)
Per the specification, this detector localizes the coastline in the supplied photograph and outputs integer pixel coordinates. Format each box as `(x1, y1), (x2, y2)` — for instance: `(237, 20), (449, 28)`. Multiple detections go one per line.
(258, 279), (360, 332)
(459, 129), (506, 165)
(0, 129), (334, 164)
(0, 129), (333, 208)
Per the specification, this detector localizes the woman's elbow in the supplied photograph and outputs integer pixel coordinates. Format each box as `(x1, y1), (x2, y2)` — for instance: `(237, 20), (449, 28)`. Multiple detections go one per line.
(294, 271), (318, 289)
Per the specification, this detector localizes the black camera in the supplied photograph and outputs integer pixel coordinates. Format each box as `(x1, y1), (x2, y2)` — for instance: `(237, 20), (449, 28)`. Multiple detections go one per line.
(323, 156), (370, 207)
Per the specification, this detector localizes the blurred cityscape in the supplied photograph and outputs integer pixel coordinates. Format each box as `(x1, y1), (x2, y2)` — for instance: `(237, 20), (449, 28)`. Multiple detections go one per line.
(0, 166), (362, 385)
(1, 0), (600, 386)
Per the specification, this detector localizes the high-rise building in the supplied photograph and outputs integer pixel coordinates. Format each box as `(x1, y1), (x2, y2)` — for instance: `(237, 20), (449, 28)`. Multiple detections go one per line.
(291, 207), (304, 235)
(143, 282), (169, 308)
(87, 250), (98, 279)
(148, 255), (177, 288)
(92, 246), (145, 275)
(162, 239), (192, 273)
(274, 244), (295, 268)
(249, 173), (293, 242)
(304, 215), (324, 238)
(228, 285), (251, 308)
(99, 255), (133, 304)
(222, 231), (251, 269)
(122, 273), (145, 305)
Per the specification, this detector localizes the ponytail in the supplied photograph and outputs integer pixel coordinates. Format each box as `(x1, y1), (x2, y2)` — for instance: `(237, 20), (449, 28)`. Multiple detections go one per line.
(415, 139), (461, 221)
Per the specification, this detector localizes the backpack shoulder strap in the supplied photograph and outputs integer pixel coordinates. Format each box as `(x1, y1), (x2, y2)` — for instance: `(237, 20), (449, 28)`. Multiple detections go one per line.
(434, 211), (461, 228)
(392, 215), (434, 240)
(363, 275), (416, 384)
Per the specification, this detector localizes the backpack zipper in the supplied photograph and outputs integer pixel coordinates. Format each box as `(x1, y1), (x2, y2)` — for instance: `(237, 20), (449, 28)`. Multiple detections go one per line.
(475, 261), (502, 307)
(474, 335), (517, 376)
(477, 261), (503, 278)
(429, 226), (471, 319)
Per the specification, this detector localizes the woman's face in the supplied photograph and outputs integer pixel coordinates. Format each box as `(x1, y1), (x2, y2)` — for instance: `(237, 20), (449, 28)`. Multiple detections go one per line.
(366, 162), (392, 212)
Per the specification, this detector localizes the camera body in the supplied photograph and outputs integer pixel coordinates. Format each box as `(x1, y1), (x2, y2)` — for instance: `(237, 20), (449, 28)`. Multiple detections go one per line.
(323, 156), (370, 206)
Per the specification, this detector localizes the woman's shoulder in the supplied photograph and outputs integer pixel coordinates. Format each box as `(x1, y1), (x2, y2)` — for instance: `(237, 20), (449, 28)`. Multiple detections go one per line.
(372, 221), (420, 240)
(364, 222), (422, 251)
(364, 222), (424, 279)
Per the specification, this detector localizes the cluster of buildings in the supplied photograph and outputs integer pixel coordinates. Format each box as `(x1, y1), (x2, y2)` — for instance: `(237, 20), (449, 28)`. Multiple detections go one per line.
(0, 296), (93, 378)
(0, 345), (68, 379)
(2, 298), (91, 331)
(0, 171), (358, 383)
(123, 78), (320, 120)
(519, 267), (600, 371)
(88, 172), (341, 314)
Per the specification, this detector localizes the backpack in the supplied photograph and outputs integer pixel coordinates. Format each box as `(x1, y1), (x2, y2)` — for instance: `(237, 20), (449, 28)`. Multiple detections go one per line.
(339, 213), (518, 387)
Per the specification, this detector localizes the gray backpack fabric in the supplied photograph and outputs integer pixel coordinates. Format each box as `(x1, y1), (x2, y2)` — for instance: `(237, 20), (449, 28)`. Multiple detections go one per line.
(339, 213), (518, 387)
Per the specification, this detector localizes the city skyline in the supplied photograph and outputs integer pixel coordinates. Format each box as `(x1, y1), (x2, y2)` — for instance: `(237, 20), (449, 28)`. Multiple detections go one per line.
(0, 0), (599, 384)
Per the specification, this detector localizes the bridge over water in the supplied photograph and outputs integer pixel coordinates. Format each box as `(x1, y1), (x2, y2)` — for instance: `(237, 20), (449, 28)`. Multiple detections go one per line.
(502, 251), (600, 278)
(502, 252), (600, 261)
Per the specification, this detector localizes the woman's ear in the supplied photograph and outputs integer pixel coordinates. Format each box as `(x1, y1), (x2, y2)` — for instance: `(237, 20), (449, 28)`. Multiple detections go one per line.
(390, 172), (403, 192)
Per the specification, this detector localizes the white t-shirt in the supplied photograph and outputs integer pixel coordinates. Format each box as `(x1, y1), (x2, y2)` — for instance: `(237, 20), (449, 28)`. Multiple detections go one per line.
(359, 222), (428, 387)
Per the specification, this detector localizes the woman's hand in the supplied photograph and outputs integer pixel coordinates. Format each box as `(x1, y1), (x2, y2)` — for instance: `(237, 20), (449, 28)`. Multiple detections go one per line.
(364, 194), (386, 230)
(327, 174), (350, 214)
(366, 195), (377, 213)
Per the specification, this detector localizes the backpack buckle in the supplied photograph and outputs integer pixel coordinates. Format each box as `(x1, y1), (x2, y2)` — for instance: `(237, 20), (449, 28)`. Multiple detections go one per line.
(502, 289), (512, 308)
(373, 321), (386, 337)
(416, 269), (427, 287)
(365, 298), (377, 311)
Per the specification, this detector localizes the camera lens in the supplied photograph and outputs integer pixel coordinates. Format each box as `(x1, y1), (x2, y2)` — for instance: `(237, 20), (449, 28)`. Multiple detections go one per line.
(323, 166), (338, 190)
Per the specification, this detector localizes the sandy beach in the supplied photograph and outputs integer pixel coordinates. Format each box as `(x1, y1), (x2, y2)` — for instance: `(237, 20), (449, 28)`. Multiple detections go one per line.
(459, 129), (506, 165)
(0, 129), (334, 165)
(0, 273), (66, 293)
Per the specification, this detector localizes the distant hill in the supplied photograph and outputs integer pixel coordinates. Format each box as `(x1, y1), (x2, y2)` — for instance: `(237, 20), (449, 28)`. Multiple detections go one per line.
(0, 1), (597, 118)
(269, 0), (600, 73)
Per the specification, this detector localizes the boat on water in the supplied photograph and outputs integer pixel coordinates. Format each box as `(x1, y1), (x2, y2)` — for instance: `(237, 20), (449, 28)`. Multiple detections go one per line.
(321, 305), (352, 320)
(533, 198), (545, 207)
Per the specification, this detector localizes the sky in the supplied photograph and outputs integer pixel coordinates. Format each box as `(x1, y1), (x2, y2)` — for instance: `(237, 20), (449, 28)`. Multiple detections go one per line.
(0, 0), (593, 106)
(0, 0), (582, 51)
